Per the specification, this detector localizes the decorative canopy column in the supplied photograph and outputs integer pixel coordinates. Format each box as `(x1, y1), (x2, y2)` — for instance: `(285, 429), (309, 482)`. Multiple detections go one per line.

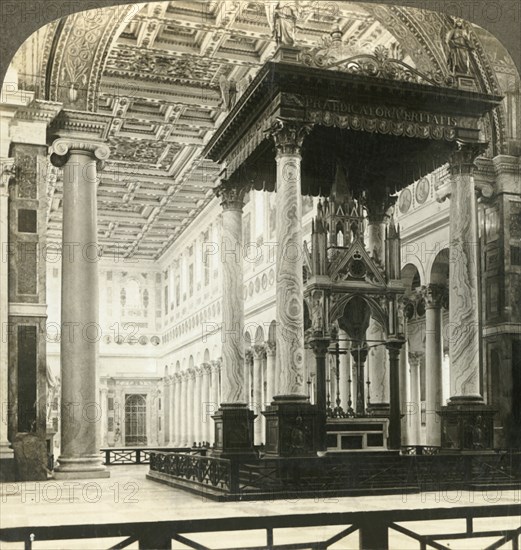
(215, 181), (249, 405)
(422, 284), (445, 447)
(262, 119), (320, 457)
(440, 140), (494, 450)
(271, 119), (312, 399)
(50, 138), (110, 479)
(211, 182), (255, 458)
(365, 196), (391, 416)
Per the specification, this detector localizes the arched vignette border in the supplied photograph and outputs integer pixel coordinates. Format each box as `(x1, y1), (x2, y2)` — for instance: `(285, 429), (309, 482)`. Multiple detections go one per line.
(1, 0), (519, 86)
(2, 1), (516, 156)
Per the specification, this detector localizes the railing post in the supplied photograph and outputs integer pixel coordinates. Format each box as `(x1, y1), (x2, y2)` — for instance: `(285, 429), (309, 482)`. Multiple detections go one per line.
(105, 450), (110, 465)
(136, 449), (141, 464)
(359, 519), (389, 549)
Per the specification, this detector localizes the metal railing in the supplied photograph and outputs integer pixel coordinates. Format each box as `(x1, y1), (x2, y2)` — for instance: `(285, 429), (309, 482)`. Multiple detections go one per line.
(100, 447), (188, 465)
(1, 503), (519, 550)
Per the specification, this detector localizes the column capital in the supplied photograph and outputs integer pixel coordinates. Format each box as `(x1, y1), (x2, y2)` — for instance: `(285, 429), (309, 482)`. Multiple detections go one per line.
(265, 341), (276, 357)
(173, 372), (182, 383)
(210, 359), (221, 373)
(187, 368), (196, 380)
(385, 339), (405, 358)
(202, 362), (212, 375)
(362, 192), (396, 224)
(214, 179), (249, 211)
(252, 344), (266, 360)
(408, 351), (424, 368)
(267, 117), (313, 156)
(421, 284), (447, 309)
(448, 140), (488, 176)
(309, 337), (330, 357)
(50, 138), (110, 168)
(0, 158), (15, 193)
(194, 366), (204, 377)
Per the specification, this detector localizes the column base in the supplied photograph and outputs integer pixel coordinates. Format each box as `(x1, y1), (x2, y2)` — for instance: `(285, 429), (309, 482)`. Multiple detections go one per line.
(440, 398), (496, 451)
(262, 396), (320, 458)
(53, 456), (110, 480)
(211, 404), (256, 460)
(0, 442), (15, 482)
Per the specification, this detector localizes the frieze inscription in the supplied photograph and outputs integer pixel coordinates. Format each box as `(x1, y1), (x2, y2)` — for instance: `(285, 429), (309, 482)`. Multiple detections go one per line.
(302, 97), (460, 127)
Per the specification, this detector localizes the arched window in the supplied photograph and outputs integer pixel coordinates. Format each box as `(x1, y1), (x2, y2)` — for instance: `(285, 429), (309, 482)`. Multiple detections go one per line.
(125, 394), (147, 446)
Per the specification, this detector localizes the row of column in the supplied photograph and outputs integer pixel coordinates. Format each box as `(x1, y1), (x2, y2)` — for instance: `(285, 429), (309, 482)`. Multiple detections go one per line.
(164, 361), (221, 447)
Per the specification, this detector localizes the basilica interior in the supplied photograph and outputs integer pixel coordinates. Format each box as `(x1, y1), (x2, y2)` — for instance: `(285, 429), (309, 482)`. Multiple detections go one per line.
(1, 0), (520, 548)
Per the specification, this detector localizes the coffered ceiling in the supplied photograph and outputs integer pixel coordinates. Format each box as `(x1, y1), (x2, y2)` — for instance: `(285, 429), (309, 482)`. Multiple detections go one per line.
(33, 1), (445, 261)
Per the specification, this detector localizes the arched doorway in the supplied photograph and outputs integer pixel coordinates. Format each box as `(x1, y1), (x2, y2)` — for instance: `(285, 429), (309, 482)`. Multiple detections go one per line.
(125, 394), (147, 446)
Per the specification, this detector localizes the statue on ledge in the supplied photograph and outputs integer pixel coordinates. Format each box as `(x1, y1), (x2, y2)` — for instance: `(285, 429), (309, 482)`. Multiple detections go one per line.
(266, 2), (299, 46)
(445, 18), (473, 74)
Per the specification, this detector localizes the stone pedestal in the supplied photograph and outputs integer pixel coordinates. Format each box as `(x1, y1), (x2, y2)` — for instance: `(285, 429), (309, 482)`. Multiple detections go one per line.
(440, 401), (495, 451)
(263, 397), (319, 458)
(211, 404), (256, 459)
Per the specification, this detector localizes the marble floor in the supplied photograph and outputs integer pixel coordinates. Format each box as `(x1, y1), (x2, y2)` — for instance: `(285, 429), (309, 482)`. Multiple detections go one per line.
(1, 466), (520, 549)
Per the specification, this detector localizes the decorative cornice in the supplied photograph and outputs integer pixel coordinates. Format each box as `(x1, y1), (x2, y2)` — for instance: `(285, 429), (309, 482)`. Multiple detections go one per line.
(13, 100), (62, 123)
(48, 110), (113, 143)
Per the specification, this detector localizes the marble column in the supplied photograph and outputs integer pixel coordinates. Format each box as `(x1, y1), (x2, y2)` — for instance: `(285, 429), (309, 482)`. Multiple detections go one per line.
(272, 121), (311, 399)
(399, 341), (411, 445)
(252, 345), (265, 445)
(352, 347), (368, 415)
(309, 337), (330, 452)
(447, 143), (484, 401)
(51, 139), (110, 479)
(265, 342), (276, 406)
(187, 369), (195, 446)
(210, 360), (221, 410)
(194, 367), (203, 444)
(215, 181), (248, 404)
(263, 119), (318, 457)
(202, 364), (212, 443)
(441, 141), (494, 450)
(338, 340), (350, 411)
(173, 374), (182, 446)
(100, 388), (108, 448)
(163, 377), (169, 445)
(366, 208), (389, 416)
(179, 372), (188, 447)
(0, 163), (14, 475)
(169, 377), (176, 446)
(408, 352), (422, 445)
(423, 284), (445, 447)
(212, 182), (254, 457)
(386, 340), (403, 450)
(244, 350), (253, 408)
